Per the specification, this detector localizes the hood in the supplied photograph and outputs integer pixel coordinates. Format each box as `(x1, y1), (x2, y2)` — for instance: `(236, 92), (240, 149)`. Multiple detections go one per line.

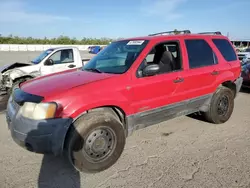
(0, 62), (30, 73)
(20, 69), (116, 97)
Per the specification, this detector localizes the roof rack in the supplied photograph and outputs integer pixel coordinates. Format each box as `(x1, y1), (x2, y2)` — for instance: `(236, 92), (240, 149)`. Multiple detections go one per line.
(148, 30), (191, 36)
(197, 31), (222, 35)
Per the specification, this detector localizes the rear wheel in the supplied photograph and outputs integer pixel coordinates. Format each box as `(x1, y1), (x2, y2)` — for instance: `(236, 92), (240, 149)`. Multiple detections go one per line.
(204, 86), (234, 124)
(65, 108), (126, 173)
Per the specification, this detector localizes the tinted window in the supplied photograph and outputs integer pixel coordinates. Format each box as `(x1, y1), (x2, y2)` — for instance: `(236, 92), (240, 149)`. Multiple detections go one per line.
(185, 39), (217, 68)
(212, 39), (237, 61)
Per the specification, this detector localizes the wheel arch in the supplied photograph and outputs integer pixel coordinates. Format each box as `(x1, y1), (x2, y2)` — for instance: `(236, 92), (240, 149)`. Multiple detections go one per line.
(63, 105), (128, 150)
(12, 75), (34, 84)
(220, 80), (237, 98)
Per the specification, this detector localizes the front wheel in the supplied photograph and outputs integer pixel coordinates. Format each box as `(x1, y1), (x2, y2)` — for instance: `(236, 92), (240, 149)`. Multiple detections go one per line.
(204, 86), (234, 124)
(65, 108), (126, 173)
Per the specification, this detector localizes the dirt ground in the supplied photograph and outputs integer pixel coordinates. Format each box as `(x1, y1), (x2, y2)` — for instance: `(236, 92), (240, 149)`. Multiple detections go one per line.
(0, 52), (250, 188)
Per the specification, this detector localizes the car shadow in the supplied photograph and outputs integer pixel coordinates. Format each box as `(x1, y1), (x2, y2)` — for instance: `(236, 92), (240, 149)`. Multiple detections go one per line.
(25, 123), (81, 188)
(186, 112), (210, 123)
(38, 155), (81, 188)
(240, 87), (250, 94)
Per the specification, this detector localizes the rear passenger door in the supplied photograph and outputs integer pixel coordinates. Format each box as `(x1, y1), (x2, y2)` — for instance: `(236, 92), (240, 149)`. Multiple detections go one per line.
(178, 39), (220, 100)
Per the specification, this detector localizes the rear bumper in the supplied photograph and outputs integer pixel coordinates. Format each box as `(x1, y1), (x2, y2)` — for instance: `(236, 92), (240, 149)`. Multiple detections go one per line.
(6, 96), (73, 156)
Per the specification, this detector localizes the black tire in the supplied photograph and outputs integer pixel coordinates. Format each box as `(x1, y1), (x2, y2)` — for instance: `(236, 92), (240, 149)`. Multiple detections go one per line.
(204, 86), (234, 124)
(65, 108), (126, 173)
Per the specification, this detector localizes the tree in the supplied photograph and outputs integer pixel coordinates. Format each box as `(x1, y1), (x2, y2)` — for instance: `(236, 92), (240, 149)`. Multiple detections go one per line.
(0, 34), (114, 45)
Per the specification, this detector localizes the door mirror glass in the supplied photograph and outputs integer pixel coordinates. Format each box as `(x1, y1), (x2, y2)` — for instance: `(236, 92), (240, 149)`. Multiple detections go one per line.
(44, 59), (54, 66)
(142, 64), (160, 76)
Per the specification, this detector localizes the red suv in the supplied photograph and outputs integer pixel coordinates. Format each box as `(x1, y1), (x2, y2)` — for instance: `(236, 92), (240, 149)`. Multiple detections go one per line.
(6, 30), (242, 173)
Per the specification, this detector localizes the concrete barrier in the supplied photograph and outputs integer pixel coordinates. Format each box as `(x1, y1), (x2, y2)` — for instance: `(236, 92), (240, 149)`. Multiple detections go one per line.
(0, 44), (107, 51)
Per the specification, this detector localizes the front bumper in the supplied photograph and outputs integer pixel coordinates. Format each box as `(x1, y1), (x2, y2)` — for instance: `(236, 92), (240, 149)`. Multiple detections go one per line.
(6, 96), (73, 156)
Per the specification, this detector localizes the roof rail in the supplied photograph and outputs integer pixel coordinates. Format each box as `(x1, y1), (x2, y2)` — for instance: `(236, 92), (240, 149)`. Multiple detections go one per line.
(197, 31), (222, 35)
(148, 30), (191, 36)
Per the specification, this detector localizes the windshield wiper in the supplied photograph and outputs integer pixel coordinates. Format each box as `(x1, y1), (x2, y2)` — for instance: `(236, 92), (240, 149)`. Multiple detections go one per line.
(84, 68), (103, 73)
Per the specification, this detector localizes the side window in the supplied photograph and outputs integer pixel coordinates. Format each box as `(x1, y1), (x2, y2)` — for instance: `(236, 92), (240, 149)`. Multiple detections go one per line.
(48, 49), (74, 64)
(212, 39), (237, 62)
(185, 39), (217, 69)
(137, 41), (182, 77)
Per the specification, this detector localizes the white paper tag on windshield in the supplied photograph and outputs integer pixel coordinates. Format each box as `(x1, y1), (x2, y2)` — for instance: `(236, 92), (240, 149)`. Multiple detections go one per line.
(127, 40), (145, 45)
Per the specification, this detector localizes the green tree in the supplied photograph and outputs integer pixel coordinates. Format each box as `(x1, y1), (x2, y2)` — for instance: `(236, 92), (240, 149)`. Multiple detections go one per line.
(0, 34), (114, 45)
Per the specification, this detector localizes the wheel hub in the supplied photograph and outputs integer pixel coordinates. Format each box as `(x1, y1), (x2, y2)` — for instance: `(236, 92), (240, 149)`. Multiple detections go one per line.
(84, 128), (115, 161)
(217, 95), (229, 116)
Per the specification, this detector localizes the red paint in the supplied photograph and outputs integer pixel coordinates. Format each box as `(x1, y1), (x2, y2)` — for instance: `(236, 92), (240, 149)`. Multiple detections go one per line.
(20, 34), (241, 119)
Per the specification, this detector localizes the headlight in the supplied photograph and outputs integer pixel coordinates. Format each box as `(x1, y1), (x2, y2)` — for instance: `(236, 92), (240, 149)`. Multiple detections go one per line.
(19, 102), (57, 120)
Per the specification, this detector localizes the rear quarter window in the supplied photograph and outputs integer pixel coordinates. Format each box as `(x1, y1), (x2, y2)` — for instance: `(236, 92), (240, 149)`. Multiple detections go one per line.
(212, 39), (237, 62)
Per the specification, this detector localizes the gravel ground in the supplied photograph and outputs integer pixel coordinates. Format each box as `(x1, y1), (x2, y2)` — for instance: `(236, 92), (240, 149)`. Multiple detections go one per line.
(0, 52), (250, 188)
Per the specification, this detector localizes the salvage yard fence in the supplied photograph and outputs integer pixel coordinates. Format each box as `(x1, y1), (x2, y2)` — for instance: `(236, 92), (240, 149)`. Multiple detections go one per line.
(0, 44), (107, 51)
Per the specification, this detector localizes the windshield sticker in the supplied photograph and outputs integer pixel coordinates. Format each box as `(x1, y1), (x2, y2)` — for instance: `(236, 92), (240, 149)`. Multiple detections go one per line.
(127, 40), (145, 45)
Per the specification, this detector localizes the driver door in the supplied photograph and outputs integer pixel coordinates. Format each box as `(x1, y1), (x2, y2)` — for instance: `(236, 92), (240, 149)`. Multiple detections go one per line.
(40, 49), (76, 76)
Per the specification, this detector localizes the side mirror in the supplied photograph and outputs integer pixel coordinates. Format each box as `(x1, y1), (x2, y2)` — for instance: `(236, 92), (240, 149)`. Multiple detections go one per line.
(142, 64), (160, 77)
(44, 59), (54, 66)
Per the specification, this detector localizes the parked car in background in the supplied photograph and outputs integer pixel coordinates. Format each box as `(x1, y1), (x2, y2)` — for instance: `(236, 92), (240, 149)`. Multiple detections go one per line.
(0, 47), (90, 96)
(237, 48), (250, 63)
(6, 30), (242, 173)
(241, 57), (250, 88)
(88, 45), (103, 54)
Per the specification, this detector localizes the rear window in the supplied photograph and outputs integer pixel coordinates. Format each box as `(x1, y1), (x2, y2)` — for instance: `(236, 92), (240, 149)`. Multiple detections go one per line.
(212, 39), (237, 62)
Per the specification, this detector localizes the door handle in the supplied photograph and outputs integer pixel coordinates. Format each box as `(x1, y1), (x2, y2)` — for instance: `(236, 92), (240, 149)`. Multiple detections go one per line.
(68, 64), (76, 68)
(211, 70), (219, 75)
(173, 77), (184, 83)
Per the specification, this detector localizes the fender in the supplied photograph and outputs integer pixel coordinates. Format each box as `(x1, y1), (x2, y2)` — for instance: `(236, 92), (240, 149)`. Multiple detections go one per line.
(29, 71), (41, 78)
(59, 93), (131, 120)
(212, 70), (235, 90)
(8, 69), (27, 80)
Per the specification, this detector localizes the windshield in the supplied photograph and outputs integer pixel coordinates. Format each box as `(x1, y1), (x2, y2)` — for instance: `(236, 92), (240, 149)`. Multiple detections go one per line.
(32, 49), (54, 64)
(83, 39), (149, 74)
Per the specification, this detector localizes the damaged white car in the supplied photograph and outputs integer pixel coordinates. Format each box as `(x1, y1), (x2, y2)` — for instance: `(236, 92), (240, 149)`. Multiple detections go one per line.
(0, 46), (90, 96)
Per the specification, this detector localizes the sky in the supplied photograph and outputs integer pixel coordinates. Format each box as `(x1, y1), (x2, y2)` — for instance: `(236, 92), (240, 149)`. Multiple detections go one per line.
(0, 0), (249, 40)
